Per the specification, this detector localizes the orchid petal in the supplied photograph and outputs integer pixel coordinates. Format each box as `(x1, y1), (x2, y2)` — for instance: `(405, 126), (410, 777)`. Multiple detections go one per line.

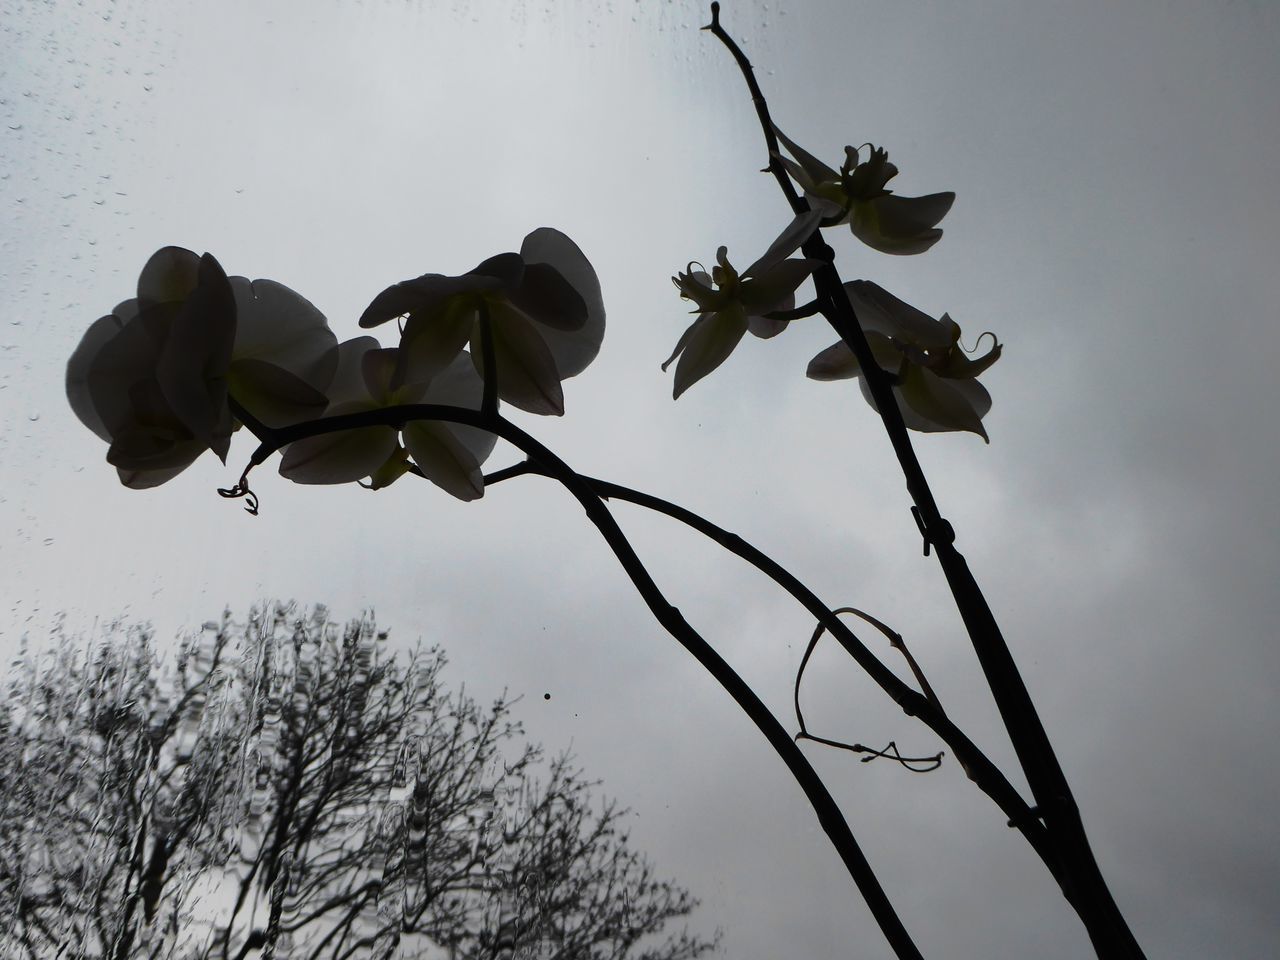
(67, 314), (127, 442)
(772, 126), (840, 187)
(278, 401), (398, 484)
(739, 259), (816, 313)
(358, 273), (485, 329)
(941, 337), (1003, 379)
(807, 331), (901, 381)
(84, 305), (169, 437)
(229, 277), (337, 391)
(671, 305), (748, 400)
(137, 246), (202, 307)
(876, 192), (955, 233)
(402, 421), (486, 501)
(366, 446), (412, 491)
(510, 263), (587, 332)
(806, 341), (859, 381)
(805, 190), (849, 224)
(774, 154), (819, 193)
(117, 454), (204, 490)
(322, 337), (386, 406)
(469, 252), (525, 289)
(476, 301), (565, 416)
(747, 301), (790, 340)
(662, 318), (700, 372)
(745, 210), (822, 276)
(228, 358), (329, 428)
(397, 297), (476, 387)
(155, 254), (236, 456)
(521, 228), (605, 379)
(844, 280), (953, 349)
(360, 347), (401, 401)
(850, 193), (952, 255)
(421, 352), (498, 466)
(859, 368), (991, 441)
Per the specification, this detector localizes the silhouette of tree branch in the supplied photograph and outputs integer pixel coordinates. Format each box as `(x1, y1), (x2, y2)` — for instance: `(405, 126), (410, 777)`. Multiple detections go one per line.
(0, 607), (713, 959)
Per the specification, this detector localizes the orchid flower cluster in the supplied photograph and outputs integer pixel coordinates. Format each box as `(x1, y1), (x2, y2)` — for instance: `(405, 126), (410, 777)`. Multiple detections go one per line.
(665, 129), (1000, 439)
(67, 126), (999, 492)
(67, 231), (604, 499)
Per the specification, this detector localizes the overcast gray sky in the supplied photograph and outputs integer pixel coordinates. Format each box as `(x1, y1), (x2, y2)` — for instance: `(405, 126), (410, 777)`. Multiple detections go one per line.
(2, 0), (1278, 957)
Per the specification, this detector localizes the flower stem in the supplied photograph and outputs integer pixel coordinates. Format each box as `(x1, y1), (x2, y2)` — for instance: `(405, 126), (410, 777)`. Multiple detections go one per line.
(484, 459), (1059, 877)
(704, 4), (1145, 957)
(233, 404), (926, 960)
(478, 300), (498, 418)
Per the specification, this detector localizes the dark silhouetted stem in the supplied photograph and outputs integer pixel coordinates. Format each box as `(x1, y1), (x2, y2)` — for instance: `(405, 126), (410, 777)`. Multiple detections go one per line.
(478, 301), (498, 418)
(704, 4), (1144, 957)
(484, 459), (1058, 877)
(231, 402), (926, 960)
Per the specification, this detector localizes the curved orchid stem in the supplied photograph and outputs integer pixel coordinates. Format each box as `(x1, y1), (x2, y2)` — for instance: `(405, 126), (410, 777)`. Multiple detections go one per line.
(705, 4), (1145, 957)
(477, 300), (498, 418)
(227, 399), (927, 960)
(482, 458), (1058, 876)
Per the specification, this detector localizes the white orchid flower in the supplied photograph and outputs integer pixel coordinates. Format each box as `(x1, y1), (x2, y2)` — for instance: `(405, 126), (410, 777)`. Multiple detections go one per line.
(358, 229), (604, 417)
(807, 280), (1001, 440)
(774, 127), (954, 255)
(67, 246), (343, 488)
(278, 338), (497, 501)
(664, 211), (821, 399)
(66, 247), (237, 488)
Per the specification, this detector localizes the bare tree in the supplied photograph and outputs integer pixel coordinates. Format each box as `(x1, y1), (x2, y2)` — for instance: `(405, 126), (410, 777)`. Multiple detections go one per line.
(0, 605), (716, 960)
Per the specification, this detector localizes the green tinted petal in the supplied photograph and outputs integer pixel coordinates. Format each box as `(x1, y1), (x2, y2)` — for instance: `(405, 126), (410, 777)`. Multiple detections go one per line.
(403, 420), (486, 501)
(367, 447), (412, 490)
(662, 317), (700, 372)
(876, 192), (955, 234)
(850, 201), (944, 255)
(671, 306), (748, 400)
(228, 358), (329, 428)
(897, 366), (991, 440)
(772, 126), (840, 187)
(939, 337), (1003, 379)
(476, 301), (565, 416)
(745, 211), (822, 276)
(739, 259), (816, 313)
(844, 281), (952, 349)
(398, 296), (475, 387)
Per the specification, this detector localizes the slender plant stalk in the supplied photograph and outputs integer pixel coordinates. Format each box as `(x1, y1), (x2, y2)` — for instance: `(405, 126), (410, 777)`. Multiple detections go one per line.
(704, 4), (1144, 956)
(228, 400), (927, 960)
(482, 460), (1061, 877)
